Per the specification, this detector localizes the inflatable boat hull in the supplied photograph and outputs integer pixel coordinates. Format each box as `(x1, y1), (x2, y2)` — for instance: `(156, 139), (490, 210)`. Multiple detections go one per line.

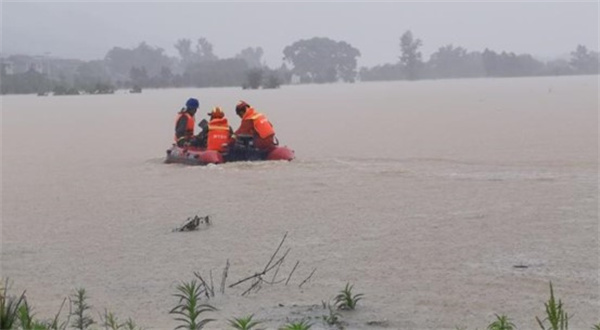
(165, 145), (294, 165)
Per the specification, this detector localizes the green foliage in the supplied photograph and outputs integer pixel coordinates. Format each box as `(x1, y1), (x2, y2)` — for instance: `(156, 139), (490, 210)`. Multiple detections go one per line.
(70, 288), (95, 330)
(102, 310), (123, 330)
(101, 310), (143, 330)
(487, 314), (516, 330)
(170, 280), (217, 330)
(122, 318), (143, 330)
(536, 282), (569, 330)
(0, 279), (27, 330)
(279, 319), (312, 330)
(592, 324), (600, 330)
(334, 283), (364, 310)
(321, 300), (341, 326)
(18, 300), (49, 330)
(228, 314), (263, 330)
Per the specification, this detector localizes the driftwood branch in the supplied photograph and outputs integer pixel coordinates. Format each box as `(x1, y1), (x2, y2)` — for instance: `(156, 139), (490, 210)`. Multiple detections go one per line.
(174, 215), (210, 232)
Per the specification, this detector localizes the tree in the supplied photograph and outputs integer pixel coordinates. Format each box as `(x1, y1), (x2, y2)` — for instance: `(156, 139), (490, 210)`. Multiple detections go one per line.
(236, 47), (264, 68)
(399, 30), (423, 80)
(359, 63), (404, 81)
(283, 37), (361, 83)
(104, 42), (173, 82)
(73, 60), (111, 91)
(570, 45), (599, 74)
(482, 49), (544, 77)
(427, 45), (484, 78)
(175, 39), (193, 63)
(244, 68), (263, 89)
(196, 38), (218, 62)
(129, 66), (149, 87)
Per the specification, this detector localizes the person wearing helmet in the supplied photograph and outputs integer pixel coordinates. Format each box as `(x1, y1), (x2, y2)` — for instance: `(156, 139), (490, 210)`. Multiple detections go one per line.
(231, 100), (277, 152)
(203, 106), (233, 152)
(174, 98), (200, 147)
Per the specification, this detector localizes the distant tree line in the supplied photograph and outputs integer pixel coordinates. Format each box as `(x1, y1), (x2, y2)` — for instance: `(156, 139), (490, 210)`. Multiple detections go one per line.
(360, 31), (599, 81)
(0, 31), (598, 95)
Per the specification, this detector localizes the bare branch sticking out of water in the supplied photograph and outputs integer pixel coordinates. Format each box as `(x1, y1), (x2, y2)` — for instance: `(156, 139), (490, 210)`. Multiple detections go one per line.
(299, 268), (317, 288)
(286, 261), (300, 286)
(193, 272), (213, 299)
(228, 233), (298, 296)
(229, 233), (290, 289)
(220, 259), (230, 295)
(263, 232), (288, 272)
(174, 215), (211, 232)
(209, 270), (214, 298)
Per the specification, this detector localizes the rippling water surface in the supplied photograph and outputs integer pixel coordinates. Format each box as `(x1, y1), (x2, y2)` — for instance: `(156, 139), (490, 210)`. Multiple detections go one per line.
(2, 76), (598, 329)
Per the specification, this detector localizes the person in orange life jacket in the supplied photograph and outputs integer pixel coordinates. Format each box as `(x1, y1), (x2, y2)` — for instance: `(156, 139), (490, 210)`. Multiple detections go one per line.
(174, 98), (201, 147)
(196, 107), (233, 152)
(232, 101), (277, 151)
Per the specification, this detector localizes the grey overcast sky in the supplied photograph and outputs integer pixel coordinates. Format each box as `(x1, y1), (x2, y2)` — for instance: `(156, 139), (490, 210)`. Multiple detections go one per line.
(1, 1), (598, 67)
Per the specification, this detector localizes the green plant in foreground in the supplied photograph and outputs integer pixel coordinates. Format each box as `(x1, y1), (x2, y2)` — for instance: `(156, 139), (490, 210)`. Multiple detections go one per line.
(334, 283), (364, 310)
(487, 314), (516, 330)
(102, 310), (123, 330)
(536, 282), (569, 330)
(122, 317), (143, 330)
(70, 288), (95, 330)
(1, 279), (27, 330)
(279, 319), (312, 330)
(18, 299), (48, 330)
(228, 314), (263, 330)
(170, 280), (217, 330)
(592, 324), (600, 330)
(321, 300), (341, 326)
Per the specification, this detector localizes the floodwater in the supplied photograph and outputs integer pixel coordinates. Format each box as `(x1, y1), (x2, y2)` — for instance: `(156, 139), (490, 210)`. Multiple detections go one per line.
(1, 76), (598, 329)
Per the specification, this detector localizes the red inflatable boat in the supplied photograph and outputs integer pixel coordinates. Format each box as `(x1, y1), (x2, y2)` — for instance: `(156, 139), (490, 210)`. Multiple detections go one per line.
(165, 144), (295, 166)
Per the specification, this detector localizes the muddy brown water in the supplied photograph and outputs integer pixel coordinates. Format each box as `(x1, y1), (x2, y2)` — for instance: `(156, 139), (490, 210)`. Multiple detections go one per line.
(1, 76), (598, 329)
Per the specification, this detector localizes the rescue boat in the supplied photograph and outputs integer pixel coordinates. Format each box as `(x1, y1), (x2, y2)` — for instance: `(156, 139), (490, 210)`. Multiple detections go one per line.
(164, 144), (295, 166)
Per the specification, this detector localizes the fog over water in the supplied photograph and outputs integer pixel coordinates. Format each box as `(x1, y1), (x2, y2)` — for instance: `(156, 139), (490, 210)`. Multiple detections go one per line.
(1, 76), (598, 329)
(2, 2), (598, 66)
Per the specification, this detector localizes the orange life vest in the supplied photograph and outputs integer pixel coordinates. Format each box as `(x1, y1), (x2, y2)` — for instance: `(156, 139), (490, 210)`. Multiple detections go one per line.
(207, 117), (231, 152)
(243, 107), (275, 139)
(174, 111), (195, 142)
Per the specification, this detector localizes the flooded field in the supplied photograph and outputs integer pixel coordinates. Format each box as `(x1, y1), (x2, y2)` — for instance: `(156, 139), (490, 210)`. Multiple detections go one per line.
(1, 76), (598, 329)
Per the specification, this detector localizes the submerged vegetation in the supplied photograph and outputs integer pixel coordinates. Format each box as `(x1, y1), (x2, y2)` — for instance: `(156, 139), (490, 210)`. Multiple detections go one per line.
(1, 278), (598, 329)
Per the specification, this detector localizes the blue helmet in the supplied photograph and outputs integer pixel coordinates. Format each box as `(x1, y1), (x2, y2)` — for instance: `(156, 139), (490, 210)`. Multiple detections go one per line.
(185, 98), (199, 109)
